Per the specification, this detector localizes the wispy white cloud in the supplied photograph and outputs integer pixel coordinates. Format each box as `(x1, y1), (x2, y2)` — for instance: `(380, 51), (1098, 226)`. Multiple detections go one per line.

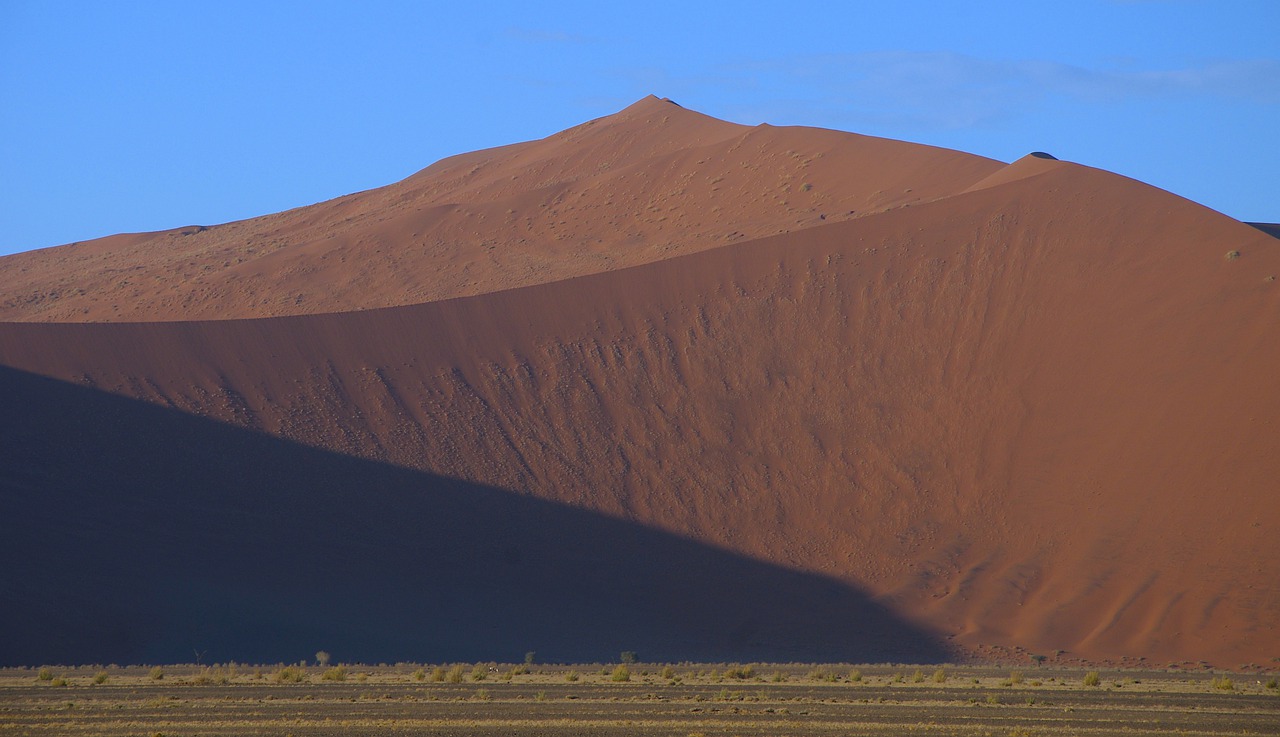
(652, 52), (1280, 131)
(503, 27), (594, 45)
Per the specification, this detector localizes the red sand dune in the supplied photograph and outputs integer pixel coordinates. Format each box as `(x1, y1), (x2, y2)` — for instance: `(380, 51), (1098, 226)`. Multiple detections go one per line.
(0, 97), (999, 322)
(2, 98), (1278, 668)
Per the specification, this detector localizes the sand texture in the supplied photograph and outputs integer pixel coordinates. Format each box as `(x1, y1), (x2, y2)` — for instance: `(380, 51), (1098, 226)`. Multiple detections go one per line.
(2, 98), (1277, 668)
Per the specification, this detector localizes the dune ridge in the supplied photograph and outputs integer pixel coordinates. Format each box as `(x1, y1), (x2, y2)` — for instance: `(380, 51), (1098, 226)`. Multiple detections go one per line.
(0, 96), (1000, 322)
(2, 98), (1278, 667)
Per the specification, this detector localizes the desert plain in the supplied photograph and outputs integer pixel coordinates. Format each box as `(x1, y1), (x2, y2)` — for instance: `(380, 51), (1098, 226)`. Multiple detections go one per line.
(3, 661), (1280, 736)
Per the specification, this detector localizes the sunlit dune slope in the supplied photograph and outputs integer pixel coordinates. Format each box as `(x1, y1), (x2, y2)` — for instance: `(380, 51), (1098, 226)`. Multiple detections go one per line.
(0, 96), (999, 322)
(2, 106), (1277, 667)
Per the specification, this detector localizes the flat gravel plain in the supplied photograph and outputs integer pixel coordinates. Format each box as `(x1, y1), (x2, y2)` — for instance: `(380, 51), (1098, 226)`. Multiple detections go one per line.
(2, 663), (1277, 736)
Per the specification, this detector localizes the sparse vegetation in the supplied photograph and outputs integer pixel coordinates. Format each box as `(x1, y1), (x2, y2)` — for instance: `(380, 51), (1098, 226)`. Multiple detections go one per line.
(611, 664), (631, 682)
(912, 669), (925, 683)
(315, 650), (331, 667)
(2, 663), (1274, 735)
(446, 665), (465, 683)
(274, 666), (306, 683)
(36, 668), (53, 682)
(723, 664), (756, 679)
(1084, 671), (1101, 687)
(620, 651), (638, 664)
(565, 670), (579, 682)
(93, 671), (109, 684)
(321, 666), (347, 682)
(149, 667), (164, 681)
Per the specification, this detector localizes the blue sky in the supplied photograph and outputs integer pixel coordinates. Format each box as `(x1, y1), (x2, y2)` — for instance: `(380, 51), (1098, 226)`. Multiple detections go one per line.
(2, 0), (1277, 256)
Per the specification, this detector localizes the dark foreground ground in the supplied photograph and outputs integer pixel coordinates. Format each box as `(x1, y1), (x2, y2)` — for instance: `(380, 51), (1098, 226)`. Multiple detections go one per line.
(1, 663), (1276, 736)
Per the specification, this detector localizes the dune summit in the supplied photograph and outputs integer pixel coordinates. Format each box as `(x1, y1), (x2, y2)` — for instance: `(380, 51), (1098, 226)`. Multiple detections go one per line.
(2, 97), (1278, 668)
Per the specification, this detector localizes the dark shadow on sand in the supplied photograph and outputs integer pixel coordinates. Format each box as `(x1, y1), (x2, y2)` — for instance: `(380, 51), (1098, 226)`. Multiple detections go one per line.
(0, 366), (949, 666)
(1245, 222), (1280, 240)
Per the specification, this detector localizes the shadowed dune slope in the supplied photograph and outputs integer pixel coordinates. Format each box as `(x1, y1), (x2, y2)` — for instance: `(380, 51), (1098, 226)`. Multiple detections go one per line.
(2, 143), (1277, 666)
(1247, 222), (1280, 239)
(0, 96), (1000, 322)
(0, 365), (948, 667)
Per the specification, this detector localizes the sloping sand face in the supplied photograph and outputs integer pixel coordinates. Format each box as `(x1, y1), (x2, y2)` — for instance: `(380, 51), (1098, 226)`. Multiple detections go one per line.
(1, 99), (1277, 667)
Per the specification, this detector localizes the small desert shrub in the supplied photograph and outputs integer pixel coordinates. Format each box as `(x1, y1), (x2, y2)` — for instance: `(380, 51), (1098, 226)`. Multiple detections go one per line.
(274, 666), (306, 683)
(195, 667), (230, 685)
(94, 671), (109, 685)
(149, 667), (165, 681)
(1226, 250), (1241, 260)
(50, 677), (69, 687)
(446, 665), (465, 683)
(724, 664), (755, 679)
(660, 665), (676, 679)
(321, 666), (347, 682)
(771, 671), (787, 683)
(892, 672), (905, 683)
(1002, 671), (1024, 686)
(611, 664), (631, 682)
(470, 665), (487, 681)
(37, 668), (53, 682)
(535, 691), (547, 701)
(429, 666), (446, 682)
(1265, 678), (1277, 690)
(1212, 676), (1234, 691)
(511, 664), (529, 675)
(932, 668), (947, 684)
(912, 669), (925, 683)
(1083, 671), (1101, 687)
(565, 670), (580, 682)
(473, 688), (491, 701)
